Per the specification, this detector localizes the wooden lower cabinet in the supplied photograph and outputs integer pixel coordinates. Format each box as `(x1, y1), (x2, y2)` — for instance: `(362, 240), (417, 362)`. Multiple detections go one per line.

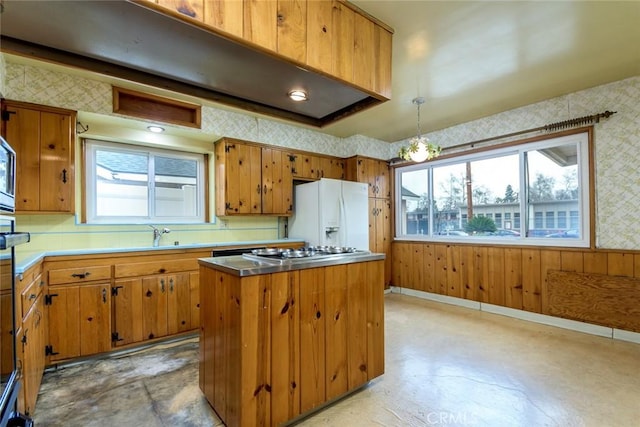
(47, 283), (111, 361)
(19, 294), (46, 416)
(112, 272), (197, 346)
(199, 259), (384, 427)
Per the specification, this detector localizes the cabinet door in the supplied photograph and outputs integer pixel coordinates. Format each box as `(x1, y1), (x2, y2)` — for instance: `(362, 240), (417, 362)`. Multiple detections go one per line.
(262, 148), (293, 215)
(352, 12), (375, 91)
(306, 0), (333, 73)
(158, 0), (204, 21)
(189, 271), (200, 329)
(142, 276), (168, 340)
(374, 159), (390, 199)
(244, 0), (277, 51)
(331, 1), (354, 82)
(0, 292), (13, 378)
(225, 142), (262, 214)
(22, 294), (45, 416)
(277, 0), (307, 62)
(79, 284), (111, 356)
(326, 158), (344, 180)
(3, 105), (40, 211)
(48, 286), (80, 361)
(298, 153), (320, 180)
(39, 110), (73, 212)
(112, 278), (144, 347)
(167, 273), (192, 335)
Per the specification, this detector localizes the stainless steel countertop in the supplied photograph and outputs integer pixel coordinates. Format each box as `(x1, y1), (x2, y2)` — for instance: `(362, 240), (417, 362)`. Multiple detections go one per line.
(198, 252), (386, 277)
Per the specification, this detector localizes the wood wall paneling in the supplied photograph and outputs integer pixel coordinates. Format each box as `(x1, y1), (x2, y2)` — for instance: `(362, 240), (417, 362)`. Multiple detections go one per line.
(504, 248), (523, 310)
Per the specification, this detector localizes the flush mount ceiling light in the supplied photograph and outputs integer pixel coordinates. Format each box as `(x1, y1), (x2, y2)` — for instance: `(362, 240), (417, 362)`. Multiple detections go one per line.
(288, 90), (308, 102)
(398, 97), (442, 162)
(147, 125), (165, 133)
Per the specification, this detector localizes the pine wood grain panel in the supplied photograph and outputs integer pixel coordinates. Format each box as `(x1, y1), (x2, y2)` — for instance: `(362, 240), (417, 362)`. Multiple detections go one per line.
(212, 270), (228, 421)
(239, 274), (271, 426)
(277, 0), (307, 62)
(366, 260), (385, 380)
(331, 0), (354, 82)
(583, 252), (608, 275)
(347, 262), (368, 389)
(299, 268), (326, 413)
(560, 251), (584, 272)
(422, 243), (437, 294)
(204, 0), (244, 37)
(352, 12), (374, 90)
(446, 245), (462, 298)
(324, 264), (348, 400)
(39, 111), (73, 212)
(306, 0), (333, 73)
(244, 0), (278, 51)
(270, 271), (300, 426)
(79, 284), (111, 356)
(112, 278), (144, 346)
(47, 286), (80, 361)
(114, 259), (198, 278)
(475, 246), (490, 302)
(373, 25), (392, 99)
(141, 276), (168, 340)
(504, 248), (523, 310)
(189, 271), (200, 328)
(540, 250), (561, 315)
(434, 244), (448, 295)
(521, 249), (541, 313)
(411, 244), (425, 291)
(226, 271), (242, 427)
(397, 243), (413, 288)
(635, 254), (640, 278)
(198, 267), (214, 404)
(167, 273), (192, 334)
(6, 106), (40, 210)
(487, 247), (505, 306)
(547, 270), (640, 332)
(391, 243), (403, 287)
(49, 265), (111, 285)
(607, 252), (634, 277)
(460, 246), (478, 301)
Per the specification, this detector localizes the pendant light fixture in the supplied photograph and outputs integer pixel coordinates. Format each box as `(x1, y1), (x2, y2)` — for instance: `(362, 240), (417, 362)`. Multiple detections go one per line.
(398, 97), (441, 162)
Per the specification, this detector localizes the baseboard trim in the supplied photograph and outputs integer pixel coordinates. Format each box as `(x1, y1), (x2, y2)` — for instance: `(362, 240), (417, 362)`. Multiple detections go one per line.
(388, 286), (640, 345)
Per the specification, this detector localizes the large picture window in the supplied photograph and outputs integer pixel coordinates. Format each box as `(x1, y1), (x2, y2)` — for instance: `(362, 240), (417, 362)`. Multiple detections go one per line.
(84, 139), (206, 224)
(395, 130), (591, 247)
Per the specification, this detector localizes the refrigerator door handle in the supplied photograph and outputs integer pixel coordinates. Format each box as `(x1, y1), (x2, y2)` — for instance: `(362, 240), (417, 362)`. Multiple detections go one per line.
(338, 195), (347, 247)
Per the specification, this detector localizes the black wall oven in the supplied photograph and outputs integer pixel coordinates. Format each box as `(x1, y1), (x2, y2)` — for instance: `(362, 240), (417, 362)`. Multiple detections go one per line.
(0, 135), (31, 426)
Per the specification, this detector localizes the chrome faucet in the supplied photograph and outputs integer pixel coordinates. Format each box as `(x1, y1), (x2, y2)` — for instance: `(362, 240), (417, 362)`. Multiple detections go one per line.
(149, 225), (171, 247)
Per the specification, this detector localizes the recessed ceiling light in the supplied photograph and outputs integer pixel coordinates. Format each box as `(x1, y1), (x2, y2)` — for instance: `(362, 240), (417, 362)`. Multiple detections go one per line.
(147, 125), (165, 133)
(288, 90), (308, 102)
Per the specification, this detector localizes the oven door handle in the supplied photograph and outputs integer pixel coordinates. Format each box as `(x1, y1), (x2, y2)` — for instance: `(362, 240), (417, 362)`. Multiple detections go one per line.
(0, 232), (30, 249)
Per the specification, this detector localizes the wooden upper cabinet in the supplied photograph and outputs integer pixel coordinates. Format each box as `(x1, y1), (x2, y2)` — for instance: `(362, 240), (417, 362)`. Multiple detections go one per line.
(345, 156), (390, 199)
(215, 138), (293, 216)
(1, 100), (75, 213)
(149, 0), (392, 98)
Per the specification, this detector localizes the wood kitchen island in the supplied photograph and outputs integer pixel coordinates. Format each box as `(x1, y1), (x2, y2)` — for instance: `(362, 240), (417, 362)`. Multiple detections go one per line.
(198, 251), (385, 427)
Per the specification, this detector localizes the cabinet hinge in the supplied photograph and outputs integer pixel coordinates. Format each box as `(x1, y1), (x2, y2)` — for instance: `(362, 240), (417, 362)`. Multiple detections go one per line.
(225, 202), (231, 210)
(225, 144), (235, 152)
(111, 286), (123, 296)
(288, 154), (297, 162)
(1, 110), (15, 121)
(112, 332), (124, 342)
(44, 293), (59, 305)
(45, 345), (59, 356)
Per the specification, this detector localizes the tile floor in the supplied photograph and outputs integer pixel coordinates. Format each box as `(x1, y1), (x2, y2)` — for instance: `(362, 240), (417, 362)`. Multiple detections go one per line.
(32, 293), (640, 426)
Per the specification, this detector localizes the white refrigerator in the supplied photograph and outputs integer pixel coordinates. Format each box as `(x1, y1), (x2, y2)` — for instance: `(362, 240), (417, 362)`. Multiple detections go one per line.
(289, 178), (369, 250)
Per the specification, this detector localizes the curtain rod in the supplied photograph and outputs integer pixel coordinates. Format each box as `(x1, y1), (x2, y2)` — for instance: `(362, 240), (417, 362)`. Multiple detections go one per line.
(392, 110), (617, 163)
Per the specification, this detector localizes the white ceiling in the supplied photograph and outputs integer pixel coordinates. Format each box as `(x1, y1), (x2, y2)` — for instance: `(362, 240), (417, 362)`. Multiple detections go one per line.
(324, 0), (640, 143)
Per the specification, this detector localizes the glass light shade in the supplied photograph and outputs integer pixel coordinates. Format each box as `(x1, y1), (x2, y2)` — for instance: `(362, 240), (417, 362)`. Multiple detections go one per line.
(409, 140), (429, 162)
(288, 90), (308, 101)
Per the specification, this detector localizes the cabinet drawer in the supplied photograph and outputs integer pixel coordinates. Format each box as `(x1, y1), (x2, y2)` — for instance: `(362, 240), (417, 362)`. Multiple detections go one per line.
(114, 258), (198, 278)
(17, 263), (43, 293)
(20, 274), (44, 320)
(48, 265), (112, 285)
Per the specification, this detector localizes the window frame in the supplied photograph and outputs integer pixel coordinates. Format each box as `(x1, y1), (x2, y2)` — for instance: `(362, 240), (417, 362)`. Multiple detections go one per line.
(394, 128), (593, 248)
(83, 138), (207, 225)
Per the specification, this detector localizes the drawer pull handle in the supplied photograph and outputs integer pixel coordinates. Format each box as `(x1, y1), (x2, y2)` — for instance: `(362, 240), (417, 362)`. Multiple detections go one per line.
(28, 294), (36, 300)
(71, 272), (91, 279)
